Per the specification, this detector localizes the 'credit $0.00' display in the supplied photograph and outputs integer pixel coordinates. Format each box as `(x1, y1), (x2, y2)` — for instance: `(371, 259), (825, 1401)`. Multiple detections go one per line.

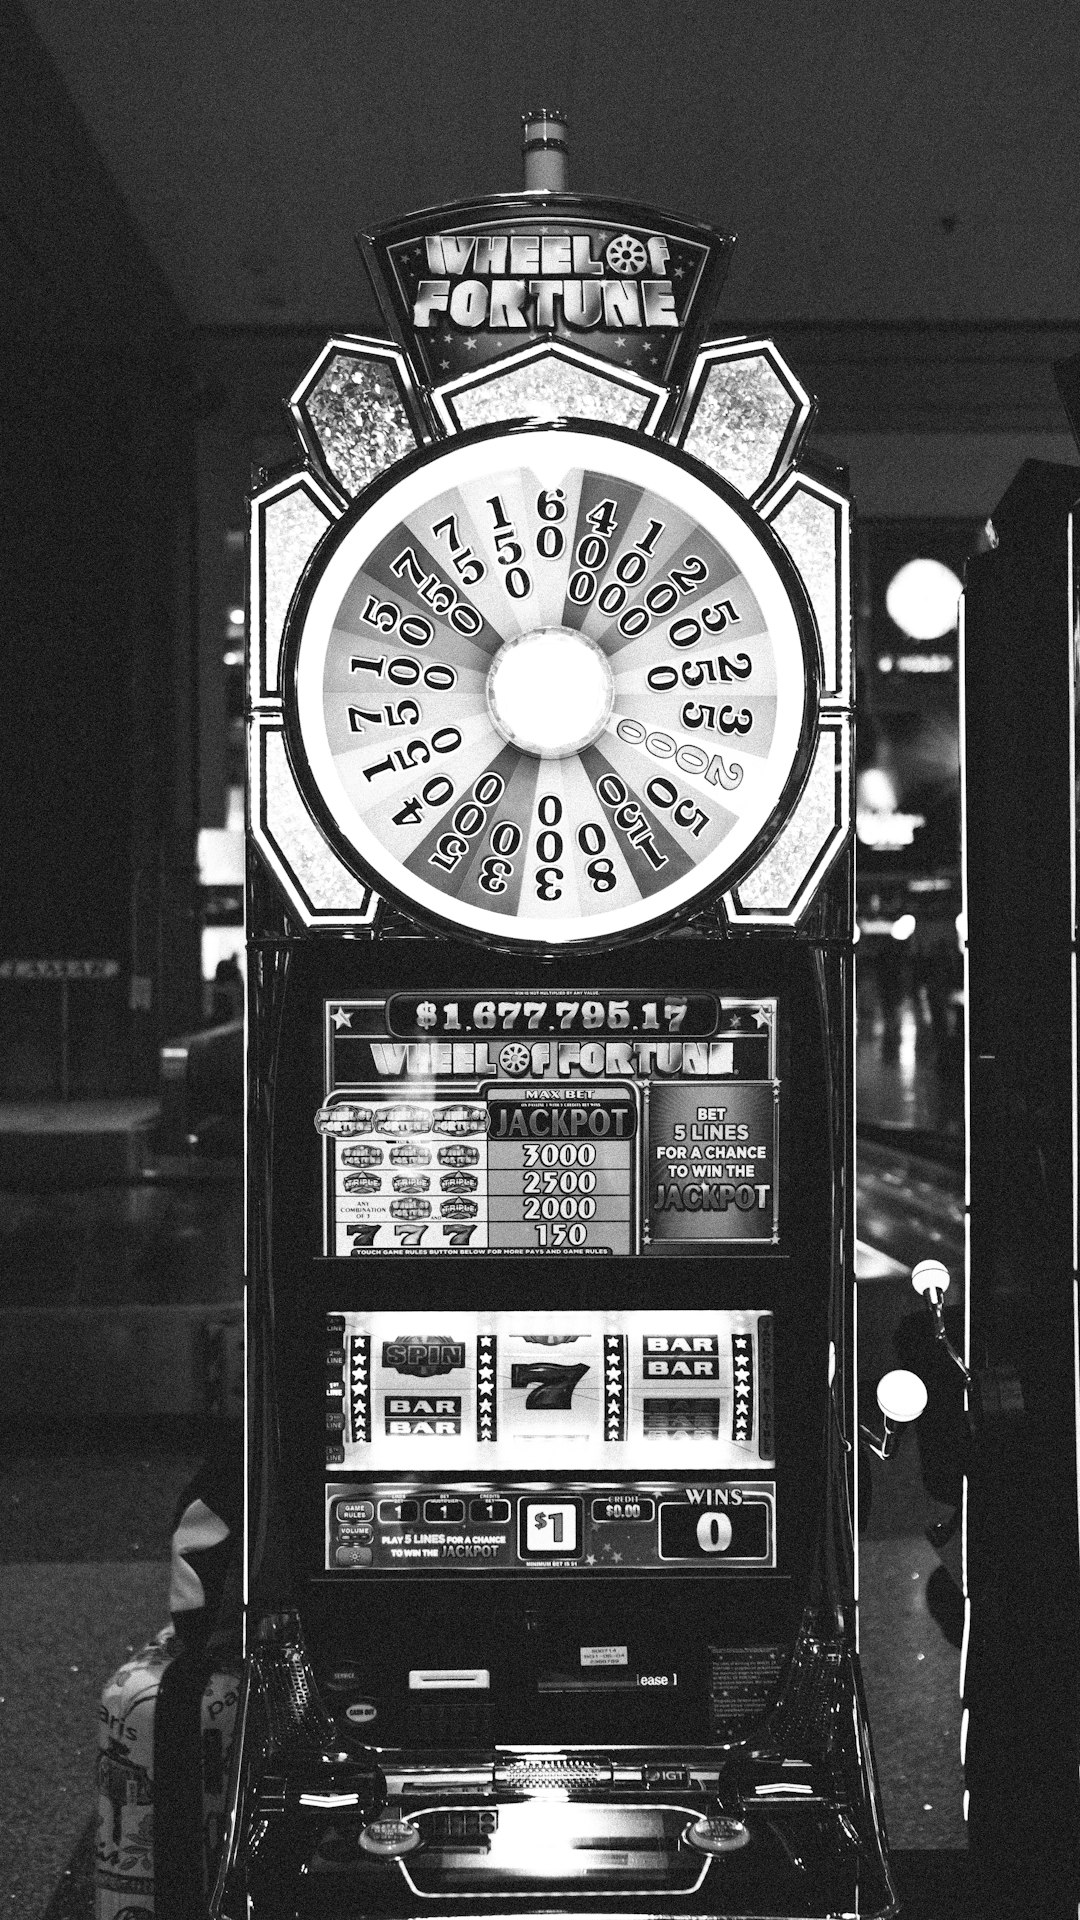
(285, 424), (816, 946)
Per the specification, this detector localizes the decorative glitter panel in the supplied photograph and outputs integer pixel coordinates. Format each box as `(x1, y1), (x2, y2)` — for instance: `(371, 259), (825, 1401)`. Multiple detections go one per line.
(251, 481), (336, 703)
(254, 724), (377, 924)
(766, 480), (850, 704)
(292, 345), (419, 502)
(677, 343), (813, 504)
(728, 722), (850, 921)
(437, 352), (659, 433)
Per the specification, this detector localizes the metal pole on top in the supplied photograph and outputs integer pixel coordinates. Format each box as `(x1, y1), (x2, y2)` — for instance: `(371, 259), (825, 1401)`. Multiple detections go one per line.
(522, 107), (569, 192)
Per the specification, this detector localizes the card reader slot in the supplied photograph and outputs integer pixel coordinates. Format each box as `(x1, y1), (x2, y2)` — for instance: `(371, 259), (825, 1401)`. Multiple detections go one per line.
(409, 1668), (490, 1690)
(571, 1836), (674, 1852)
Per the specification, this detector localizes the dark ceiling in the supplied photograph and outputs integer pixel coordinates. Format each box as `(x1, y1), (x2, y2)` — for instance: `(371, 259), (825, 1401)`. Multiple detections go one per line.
(19, 0), (1080, 334)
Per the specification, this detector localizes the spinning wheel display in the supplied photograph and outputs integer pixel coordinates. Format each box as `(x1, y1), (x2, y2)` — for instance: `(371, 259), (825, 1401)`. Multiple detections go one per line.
(285, 425), (816, 946)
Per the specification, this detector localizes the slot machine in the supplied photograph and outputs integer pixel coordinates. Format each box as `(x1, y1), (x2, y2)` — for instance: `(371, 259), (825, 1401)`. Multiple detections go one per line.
(218, 120), (894, 1918)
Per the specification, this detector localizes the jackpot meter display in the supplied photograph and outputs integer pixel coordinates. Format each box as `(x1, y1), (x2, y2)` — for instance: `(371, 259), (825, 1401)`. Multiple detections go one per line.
(318, 991), (778, 1255)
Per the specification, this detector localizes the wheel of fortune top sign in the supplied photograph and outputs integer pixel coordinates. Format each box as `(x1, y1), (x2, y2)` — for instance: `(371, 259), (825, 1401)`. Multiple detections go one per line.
(284, 420), (818, 950)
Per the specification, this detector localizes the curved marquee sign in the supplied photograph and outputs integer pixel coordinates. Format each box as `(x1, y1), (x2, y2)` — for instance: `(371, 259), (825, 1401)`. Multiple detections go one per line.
(284, 423), (818, 947)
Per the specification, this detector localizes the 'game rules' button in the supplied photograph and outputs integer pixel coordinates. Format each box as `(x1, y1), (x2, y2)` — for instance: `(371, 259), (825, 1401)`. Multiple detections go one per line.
(333, 1500), (374, 1523)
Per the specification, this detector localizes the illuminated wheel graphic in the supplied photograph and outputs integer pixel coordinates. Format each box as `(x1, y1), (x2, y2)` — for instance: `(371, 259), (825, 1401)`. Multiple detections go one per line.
(606, 233), (649, 275)
(285, 423), (817, 948)
(499, 1043), (532, 1075)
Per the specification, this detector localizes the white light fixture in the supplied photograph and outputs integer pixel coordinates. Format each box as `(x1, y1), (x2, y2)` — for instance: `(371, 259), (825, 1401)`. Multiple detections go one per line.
(197, 827), (245, 886)
(857, 767), (898, 814)
(885, 558), (962, 641)
(856, 813), (925, 850)
(862, 1368), (928, 1458)
(895, 652), (955, 675)
(890, 912), (917, 941)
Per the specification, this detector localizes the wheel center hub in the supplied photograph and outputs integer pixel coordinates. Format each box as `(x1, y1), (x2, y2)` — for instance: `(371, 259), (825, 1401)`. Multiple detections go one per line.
(485, 627), (614, 759)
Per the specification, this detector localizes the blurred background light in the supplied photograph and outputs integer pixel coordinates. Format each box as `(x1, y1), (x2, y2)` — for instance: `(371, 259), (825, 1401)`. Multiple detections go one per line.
(884, 557), (962, 641)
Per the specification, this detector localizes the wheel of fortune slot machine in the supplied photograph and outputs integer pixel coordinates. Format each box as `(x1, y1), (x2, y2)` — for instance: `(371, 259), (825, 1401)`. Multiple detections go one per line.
(217, 123), (894, 1920)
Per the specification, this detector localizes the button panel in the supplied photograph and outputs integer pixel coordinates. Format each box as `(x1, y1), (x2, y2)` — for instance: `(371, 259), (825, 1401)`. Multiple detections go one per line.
(328, 1480), (774, 1572)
